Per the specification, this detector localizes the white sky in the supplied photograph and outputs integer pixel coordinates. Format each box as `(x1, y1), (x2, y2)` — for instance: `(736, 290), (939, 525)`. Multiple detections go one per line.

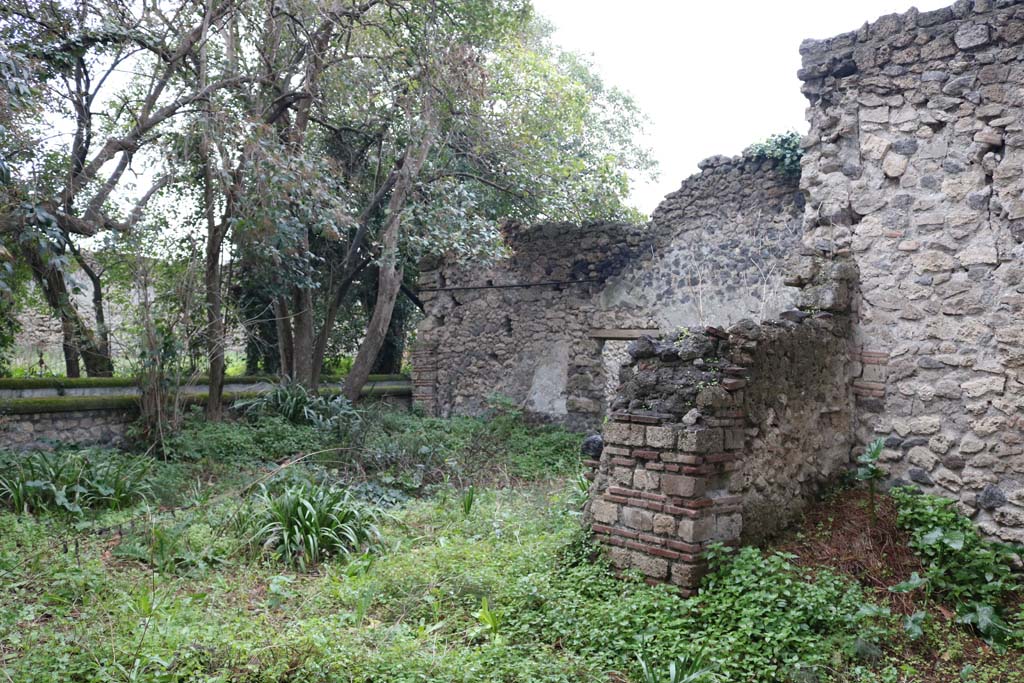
(532, 0), (953, 214)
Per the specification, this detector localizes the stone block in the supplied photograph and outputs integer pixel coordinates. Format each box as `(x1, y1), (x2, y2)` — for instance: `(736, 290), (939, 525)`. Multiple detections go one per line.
(633, 469), (660, 491)
(861, 363), (888, 383)
(676, 516), (713, 542)
(653, 514), (676, 535)
(607, 546), (631, 570)
(934, 467), (963, 492)
(631, 551), (668, 579)
(677, 428), (724, 453)
(662, 474), (706, 499)
(591, 499), (620, 525)
(670, 561), (706, 588)
(723, 428), (745, 450)
(604, 421), (645, 447)
(645, 425), (675, 449)
(612, 467), (633, 487)
(621, 507), (654, 532)
(960, 376), (1005, 398)
(908, 446), (938, 471)
(993, 506), (1024, 528)
(713, 513), (743, 541)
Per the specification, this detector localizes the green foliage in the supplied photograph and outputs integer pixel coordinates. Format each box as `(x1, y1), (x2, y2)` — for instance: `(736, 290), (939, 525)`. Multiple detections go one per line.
(461, 484), (476, 516)
(0, 298), (18, 376)
(747, 131), (804, 177)
(0, 448), (151, 514)
(636, 653), (717, 683)
(499, 535), (886, 683)
(687, 545), (886, 681)
(161, 414), (328, 462)
(855, 438), (886, 526)
(0, 453), (1019, 683)
(234, 384), (360, 433)
(246, 483), (382, 570)
(329, 404), (583, 491)
(890, 487), (1022, 645)
(474, 596), (503, 644)
(114, 513), (240, 574)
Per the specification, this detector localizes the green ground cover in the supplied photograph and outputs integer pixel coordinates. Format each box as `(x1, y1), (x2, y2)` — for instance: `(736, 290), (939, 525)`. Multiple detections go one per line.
(1, 404), (1021, 682)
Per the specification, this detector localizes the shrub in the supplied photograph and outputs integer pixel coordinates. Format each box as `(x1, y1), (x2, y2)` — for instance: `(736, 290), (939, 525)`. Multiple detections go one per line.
(890, 487), (1022, 645)
(234, 384), (360, 433)
(636, 653), (717, 683)
(247, 482), (382, 569)
(0, 448), (151, 514)
(307, 405), (583, 498)
(747, 131), (803, 176)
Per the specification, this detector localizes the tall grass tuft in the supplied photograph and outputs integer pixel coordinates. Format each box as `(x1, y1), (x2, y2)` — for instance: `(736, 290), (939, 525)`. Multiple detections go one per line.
(0, 448), (152, 514)
(247, 482), (382, 569)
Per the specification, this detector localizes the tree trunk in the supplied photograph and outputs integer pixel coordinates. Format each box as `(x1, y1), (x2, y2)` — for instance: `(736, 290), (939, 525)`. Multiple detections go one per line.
(200, 13), (226, 421)
(22, 244), (112, 377)
(372, 295), (406, 374)
(81, 341), (114, 376)
(344, 96), (439, 401)
(60, 318), (81, 377)
(201, 147), (226, 418)
(274, 296), (295, 380)
(71, 246), (112, 368)
(291, 285), (315, 386)
(204, 239), (225, 420)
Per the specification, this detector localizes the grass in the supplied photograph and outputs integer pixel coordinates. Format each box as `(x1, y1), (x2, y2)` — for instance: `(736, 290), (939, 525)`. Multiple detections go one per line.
(0, 410), (1021, 682)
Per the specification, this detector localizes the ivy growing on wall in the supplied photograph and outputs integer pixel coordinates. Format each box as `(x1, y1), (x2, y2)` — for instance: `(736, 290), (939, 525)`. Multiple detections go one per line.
(747, 131), (803, 177)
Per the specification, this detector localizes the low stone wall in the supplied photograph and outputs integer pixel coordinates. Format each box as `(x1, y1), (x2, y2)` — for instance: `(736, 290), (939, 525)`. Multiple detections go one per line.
(0, 377), (413, 451)
(584, 255), (857, 590)
(1, 408), (135, 450)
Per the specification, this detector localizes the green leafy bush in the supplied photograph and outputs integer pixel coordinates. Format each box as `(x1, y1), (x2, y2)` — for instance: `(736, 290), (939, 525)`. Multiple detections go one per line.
(161, 414), (327, 462)
(890, 487), (1022, 644)
(0, 448), (151, 514)
(502, 535), (883, 683)
(234, 384), (360, 433)
(747, 131), (803, 176)
(687, 545), (885, 681)
(247, 483), (382, 569)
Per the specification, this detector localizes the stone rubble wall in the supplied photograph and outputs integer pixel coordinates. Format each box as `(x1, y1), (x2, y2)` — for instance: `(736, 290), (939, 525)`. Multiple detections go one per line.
(798, 0), (1024, 544)
(584, 255), (856, 589)
(413, 158), (802, 429)
(599, 156), (804, 329)
(1, 409), (135, 450)
(414, 221), (650, 431)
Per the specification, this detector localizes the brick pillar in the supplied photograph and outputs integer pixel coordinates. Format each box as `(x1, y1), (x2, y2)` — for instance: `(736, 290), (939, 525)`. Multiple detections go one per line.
(411, 268), (442, 417)
(410, 343), (438, 416)
(585, 402), (744, 596)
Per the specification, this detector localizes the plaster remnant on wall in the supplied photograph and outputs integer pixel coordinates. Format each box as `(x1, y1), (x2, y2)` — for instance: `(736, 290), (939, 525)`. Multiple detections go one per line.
(527, 341), (569, 415)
